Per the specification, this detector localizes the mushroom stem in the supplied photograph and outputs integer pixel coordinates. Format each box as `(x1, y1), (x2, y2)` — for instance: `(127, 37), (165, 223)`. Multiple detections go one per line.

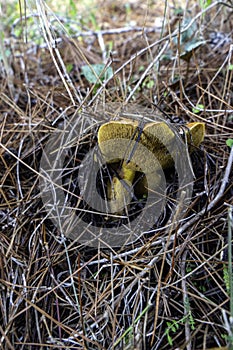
(121, 162), (136, 183)
(107, 162), (135, 214)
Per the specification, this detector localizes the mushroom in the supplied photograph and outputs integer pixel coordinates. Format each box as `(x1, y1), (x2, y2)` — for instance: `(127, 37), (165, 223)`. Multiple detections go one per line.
(98, 119), (205, 214)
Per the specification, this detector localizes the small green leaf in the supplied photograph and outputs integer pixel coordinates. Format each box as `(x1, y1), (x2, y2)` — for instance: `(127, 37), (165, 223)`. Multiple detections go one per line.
(81, 64), (113, 84)
(226, 139), (233, 148)
(138, 65), (145, 72)
(189, 311), (195, 330)
(69, 0), (77, 17)
(167, 333), (173, 346)
(181, 40), (206, 60)
(146, 79), (154, 89)
(199, 0), (212, 9)
(228, 64), (233, 71)
(165, 324), (173, 346)
(171, 323), (178, 332)
(192, 104), (204, 114)
(66, 63), (73, 73)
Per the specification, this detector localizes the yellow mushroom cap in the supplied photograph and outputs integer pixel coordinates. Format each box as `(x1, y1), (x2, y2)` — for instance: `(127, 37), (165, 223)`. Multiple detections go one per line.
(97, 119), (171, 169)
(98, 119), (205, 171)
(186, 122), (205, 149)
(97, 119), (139, 165)
(97, 118), (205, 214)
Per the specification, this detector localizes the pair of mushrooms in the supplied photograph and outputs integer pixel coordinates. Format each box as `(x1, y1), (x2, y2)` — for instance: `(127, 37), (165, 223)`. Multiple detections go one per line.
(97, 119), (205, 214)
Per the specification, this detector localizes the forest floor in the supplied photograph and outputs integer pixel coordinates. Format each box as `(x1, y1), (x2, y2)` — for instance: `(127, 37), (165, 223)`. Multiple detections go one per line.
(0, 1), (233, 349)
